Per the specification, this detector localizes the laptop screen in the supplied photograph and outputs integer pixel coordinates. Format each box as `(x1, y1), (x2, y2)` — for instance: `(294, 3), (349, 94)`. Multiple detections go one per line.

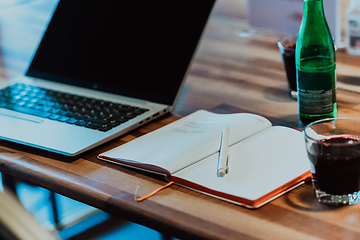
(26, 0), (215, 105)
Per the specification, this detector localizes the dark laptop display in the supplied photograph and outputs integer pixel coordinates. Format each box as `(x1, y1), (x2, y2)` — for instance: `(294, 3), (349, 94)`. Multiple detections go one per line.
(26, 0), (215, 105)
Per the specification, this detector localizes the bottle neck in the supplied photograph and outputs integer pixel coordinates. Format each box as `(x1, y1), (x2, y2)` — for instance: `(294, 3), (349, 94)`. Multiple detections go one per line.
(303, 0), (326, 26)
(297, 0), (335, 63)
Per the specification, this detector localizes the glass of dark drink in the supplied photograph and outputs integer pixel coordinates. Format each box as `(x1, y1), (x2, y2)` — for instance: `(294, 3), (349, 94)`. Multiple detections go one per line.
(304, 118), (360, 205)
(278, 34), (297, 100)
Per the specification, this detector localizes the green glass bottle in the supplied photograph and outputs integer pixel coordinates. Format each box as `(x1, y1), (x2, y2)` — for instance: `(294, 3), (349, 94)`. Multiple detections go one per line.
(296, 0), (337, 125)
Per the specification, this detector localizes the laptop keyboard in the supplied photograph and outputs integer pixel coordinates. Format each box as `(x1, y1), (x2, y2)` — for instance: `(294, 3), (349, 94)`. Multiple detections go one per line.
(0, 83), (149, 132)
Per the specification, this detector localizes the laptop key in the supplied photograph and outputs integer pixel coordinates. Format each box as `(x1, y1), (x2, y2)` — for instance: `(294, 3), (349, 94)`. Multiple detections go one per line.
(104, 112), (126, 121)
(57, 116), (70, 122)
(75, 120), (87, 126)
(84, 122), (101, 129)
(48, 114), (61, 120)
(85, 116), (108, 125)
(66, 118), (78, 124)
(108, 121), (121, 127)
(98, 125), (113, 132)
(124, 112), (138, 119)
(115, 116), (129, 123)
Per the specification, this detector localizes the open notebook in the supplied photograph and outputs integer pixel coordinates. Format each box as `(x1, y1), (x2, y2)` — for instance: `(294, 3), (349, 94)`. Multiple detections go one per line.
(98, 110), (312, 208)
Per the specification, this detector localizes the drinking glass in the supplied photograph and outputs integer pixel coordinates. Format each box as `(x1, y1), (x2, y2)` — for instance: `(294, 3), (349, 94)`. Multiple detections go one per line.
(304, 118), (360, 205)
(278, 34), (297, 100)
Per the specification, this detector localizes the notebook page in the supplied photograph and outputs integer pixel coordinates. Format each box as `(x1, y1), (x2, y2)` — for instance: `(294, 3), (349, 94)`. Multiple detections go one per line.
(172, 126), (310, 200)
(99, 110), (272, 174)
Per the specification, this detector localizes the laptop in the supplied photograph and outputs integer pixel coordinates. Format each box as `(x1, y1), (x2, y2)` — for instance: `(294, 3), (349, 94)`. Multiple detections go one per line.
(0, 0), (216, 156)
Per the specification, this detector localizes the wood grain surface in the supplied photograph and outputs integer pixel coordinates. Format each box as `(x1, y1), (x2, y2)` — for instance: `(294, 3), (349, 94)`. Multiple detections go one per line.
(1, 1), (360, 239)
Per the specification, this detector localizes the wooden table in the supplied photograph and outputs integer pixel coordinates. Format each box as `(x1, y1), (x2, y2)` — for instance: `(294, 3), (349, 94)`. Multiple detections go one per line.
(2, 1), (360, 239)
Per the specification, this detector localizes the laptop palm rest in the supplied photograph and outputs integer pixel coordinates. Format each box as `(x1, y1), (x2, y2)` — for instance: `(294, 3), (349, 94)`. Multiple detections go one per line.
(0, 109), (44, 123)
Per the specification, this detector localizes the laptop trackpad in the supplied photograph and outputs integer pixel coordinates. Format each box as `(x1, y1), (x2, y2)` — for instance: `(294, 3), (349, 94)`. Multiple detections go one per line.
(0, 109), (44, 123)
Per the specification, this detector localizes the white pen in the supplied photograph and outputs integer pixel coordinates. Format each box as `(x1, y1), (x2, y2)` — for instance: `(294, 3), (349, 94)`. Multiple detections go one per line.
(218, 126), (230, 177)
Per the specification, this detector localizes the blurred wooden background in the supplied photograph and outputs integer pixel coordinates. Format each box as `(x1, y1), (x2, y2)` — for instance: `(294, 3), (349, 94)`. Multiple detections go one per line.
(0, 0), (354, 83)
(0, 1), (359, 240)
